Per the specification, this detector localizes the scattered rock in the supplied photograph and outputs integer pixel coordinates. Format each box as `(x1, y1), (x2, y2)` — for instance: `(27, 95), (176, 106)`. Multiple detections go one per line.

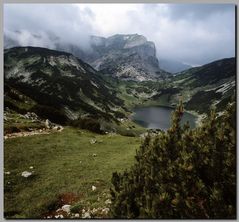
(29, 166), (34, 169)
(82, 212), (91, 219)
(105, 199), (112, 205)
(91, 208), (98, 214)
(45, 119), (51, 129)
(61, 204), (71, 214)
(92, 185), (97, 191)
(24, 112), (39, 120)
(5, 171), (11, 175)
(74, 213), (80, 218)
(57, 126), (64, 132)
(92, 153), (97, 157)
(102, 208), (110, 214)
(90, 139), (97, 144)
(21, 171), (32, 178)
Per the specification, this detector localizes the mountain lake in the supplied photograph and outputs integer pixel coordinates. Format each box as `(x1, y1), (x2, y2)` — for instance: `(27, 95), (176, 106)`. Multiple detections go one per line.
(132, 106), (197, 130)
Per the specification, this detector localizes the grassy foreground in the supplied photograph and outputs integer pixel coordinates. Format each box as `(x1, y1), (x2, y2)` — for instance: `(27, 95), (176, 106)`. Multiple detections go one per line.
(4, 127), (141, 218)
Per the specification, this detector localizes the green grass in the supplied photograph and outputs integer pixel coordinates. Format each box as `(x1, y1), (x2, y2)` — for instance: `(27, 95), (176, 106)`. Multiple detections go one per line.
(4, 127), (141, 218)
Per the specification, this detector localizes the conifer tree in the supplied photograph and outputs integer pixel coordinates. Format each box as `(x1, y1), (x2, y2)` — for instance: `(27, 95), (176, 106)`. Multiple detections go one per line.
(110, 101), (236, 219)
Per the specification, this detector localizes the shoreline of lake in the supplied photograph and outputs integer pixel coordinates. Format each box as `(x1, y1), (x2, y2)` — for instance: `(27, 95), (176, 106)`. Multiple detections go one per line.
(131, 105), (197, 130)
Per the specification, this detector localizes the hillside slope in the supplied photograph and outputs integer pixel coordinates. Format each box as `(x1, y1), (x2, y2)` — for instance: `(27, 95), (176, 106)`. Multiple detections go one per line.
(114, 57), (236, 115)
(57, 34), (170, 81)
(153, 57), (236, 113)
(4, 47), (126, 123)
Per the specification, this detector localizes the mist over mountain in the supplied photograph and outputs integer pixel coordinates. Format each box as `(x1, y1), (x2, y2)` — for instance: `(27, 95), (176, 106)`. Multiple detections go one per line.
(3, 4), (237, 220)
(158, 59), (192, 74)
(4, 4), (235, 66)
(4, 32), (170, 81)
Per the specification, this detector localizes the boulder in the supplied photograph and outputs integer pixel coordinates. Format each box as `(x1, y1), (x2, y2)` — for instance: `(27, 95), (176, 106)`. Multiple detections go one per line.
(62, 204), (71, 214)
(45, 119), (51, 129)
(74, 213), (80, 218)
(82, 212), (91, 219)
(105, 199), (112, 205)
(102, 208), (110, 214)
(90, 139), (97, 144)
(21, 171), (32, 178)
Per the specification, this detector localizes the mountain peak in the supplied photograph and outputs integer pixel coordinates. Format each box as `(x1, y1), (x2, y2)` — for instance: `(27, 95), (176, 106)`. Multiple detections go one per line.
(85, 34), (163, 81)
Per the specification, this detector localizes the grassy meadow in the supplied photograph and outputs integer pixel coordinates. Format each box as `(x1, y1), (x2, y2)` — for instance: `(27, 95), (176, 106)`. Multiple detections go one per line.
(4, 127), (142, 218)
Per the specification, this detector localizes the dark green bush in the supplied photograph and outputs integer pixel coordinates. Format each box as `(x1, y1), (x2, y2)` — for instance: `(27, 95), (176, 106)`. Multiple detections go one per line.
(31, 105), (68, 124)
(70, 117), (103, 134)
(110, 102), (236, 219)
(4, 126), (21, 134)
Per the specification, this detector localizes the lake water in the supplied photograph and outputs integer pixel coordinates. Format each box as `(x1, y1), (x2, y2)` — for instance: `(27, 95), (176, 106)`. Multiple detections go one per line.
(132, 106), (197, 130)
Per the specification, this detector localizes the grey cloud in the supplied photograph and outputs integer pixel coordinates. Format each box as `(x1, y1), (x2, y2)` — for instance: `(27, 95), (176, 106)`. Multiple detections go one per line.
(4, 4), (95, 50)
(140, 4), (235, 65)
(168, 4), (235, 21)
(4, 4), (236, 66)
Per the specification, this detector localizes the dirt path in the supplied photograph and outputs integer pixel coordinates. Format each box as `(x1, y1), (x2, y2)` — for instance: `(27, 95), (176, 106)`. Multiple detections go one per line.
(4, 128), (63, 140)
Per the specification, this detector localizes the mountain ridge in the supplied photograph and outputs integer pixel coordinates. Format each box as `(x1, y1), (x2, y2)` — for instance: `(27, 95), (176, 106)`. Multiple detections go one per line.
(4, 32), (170, 81)
(4, 46), (127, 123)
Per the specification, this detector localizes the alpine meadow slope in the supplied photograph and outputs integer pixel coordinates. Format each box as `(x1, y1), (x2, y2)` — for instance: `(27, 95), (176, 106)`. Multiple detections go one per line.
(3, 35), (236, 219)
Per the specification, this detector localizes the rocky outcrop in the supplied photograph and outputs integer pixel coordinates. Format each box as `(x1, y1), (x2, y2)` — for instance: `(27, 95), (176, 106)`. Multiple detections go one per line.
(4, 32), (169, 81)
(82, 34), (168, 81)
(52, 34), (169, 81)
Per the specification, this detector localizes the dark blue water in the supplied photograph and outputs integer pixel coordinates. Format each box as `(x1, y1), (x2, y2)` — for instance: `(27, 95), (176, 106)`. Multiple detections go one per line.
(132, 106), (196, 130)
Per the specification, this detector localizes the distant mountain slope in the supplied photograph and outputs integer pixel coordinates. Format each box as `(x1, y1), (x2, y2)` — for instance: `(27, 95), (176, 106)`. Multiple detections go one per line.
(75, 34), (170, 81)
(158, 59), (192, 74)
(4, 47), (126, 123)
(4, 32), (170, 81)
(147, 57), (236, 114)
(175, 57), (235, 87)
(179, 57), (236, 113)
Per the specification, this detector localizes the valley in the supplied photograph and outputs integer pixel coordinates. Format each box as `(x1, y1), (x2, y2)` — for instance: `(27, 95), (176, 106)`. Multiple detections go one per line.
(3, 2), (237, 219)
(4, 42), (236, 218)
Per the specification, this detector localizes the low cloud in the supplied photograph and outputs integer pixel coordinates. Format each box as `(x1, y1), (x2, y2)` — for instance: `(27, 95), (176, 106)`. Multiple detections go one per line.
(4, 4), (235, 66)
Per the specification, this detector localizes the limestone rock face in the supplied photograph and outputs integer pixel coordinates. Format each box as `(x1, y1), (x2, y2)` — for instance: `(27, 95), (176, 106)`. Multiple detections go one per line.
(53, 34), (168, 81)
(82, 34), (167, 81)
(4, 32), (169, 81)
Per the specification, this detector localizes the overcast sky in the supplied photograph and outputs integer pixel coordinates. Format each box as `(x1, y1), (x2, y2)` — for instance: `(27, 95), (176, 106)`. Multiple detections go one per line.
(4, 4), (235, 66)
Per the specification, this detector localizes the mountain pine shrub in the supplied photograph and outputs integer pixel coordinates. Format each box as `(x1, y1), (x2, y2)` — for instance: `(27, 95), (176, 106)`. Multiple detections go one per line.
(110, 101), (236, 219)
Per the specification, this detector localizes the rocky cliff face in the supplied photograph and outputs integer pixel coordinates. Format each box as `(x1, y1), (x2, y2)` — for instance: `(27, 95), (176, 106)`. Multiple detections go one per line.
(82, 34), (167, 81)
(4, 32), (168, 81)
